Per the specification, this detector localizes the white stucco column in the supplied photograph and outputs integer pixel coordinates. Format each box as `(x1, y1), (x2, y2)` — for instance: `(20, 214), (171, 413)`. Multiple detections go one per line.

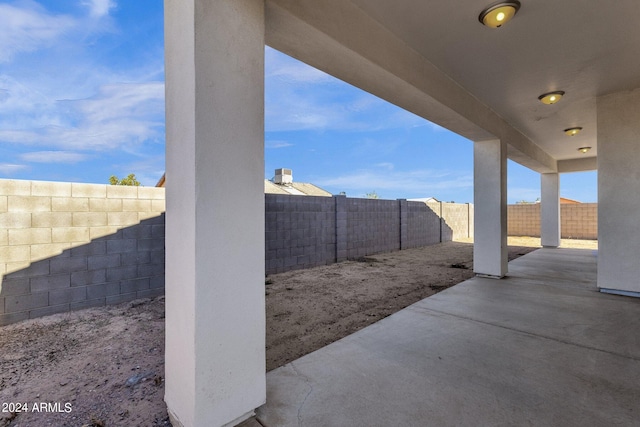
(164, 1), (266, 426)
(540, 173), (561, 247)
(473, 139), (508, 278)
(597, 88), (640, 297)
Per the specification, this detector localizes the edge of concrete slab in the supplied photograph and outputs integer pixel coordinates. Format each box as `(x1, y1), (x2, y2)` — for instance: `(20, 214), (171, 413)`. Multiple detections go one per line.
(255, 248), (640, 427)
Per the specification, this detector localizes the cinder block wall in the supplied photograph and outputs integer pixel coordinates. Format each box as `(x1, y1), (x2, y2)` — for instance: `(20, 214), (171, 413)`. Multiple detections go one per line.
(507, 204), (541, 237)
(0, 179), (165, 326)
(2, 182), (470, 323)
(507, 203), (597, 239)
(404, 202), (441, 249)
(346, 198), (400, 259)
(561, 203), (598, 239)
(425, 200), (474, 242)
(468, 203), (475, 239)
(441, 202), (473, 240)
(265, 195), (465, 274)
(265, 195), (336, 273)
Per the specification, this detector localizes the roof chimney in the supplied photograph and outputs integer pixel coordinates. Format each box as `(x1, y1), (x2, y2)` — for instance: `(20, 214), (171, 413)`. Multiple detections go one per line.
(274, 168), (293, 184)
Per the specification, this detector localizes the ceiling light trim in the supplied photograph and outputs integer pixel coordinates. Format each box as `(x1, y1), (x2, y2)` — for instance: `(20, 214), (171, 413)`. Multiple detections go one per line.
(564, 127), (583, 136)
(538, 91), (565, 105)
(479, 1), (521, 28)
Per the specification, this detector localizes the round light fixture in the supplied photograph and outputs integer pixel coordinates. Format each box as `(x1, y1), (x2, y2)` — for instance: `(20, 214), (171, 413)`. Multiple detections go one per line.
(538, 91), (565, 105)
(577, 147), (591, 154)
(479, 1), (521, 28)
(564, 127), (583, 136)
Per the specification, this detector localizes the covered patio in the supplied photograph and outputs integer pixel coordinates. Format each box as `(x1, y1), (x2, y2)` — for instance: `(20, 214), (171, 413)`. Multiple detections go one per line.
(163, 1), (640, 425)
(254, 248), (640, 426)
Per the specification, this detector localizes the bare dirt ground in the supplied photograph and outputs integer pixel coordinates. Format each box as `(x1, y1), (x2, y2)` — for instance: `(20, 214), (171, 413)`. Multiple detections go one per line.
(0, 238), (596, 426)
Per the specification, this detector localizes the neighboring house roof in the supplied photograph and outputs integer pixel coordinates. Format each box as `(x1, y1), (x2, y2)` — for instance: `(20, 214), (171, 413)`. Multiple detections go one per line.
(408, 197), (439, 203)
(264, 180), (332, 197)
(156, 172), (332, 197)
(560, 197), (581, 204)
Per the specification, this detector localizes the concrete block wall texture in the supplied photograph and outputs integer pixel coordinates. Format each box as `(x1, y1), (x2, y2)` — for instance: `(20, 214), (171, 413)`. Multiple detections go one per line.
(346, 198), (400, 259)
(441, 202), (473, 240)
(468, 203), (475, 239)
(425, 200), (474, 242)
(561, 203), (598, 239)
(1, 180), (471, 322)
(404, 202), (441, 249)
(507, 203), (597, 239)
(335, 195), (348, 262)
(507, 204), (541, 237)
(265, 196), (468, 274)
(265, 194), (336, 274)
(0, 179), (165, 326)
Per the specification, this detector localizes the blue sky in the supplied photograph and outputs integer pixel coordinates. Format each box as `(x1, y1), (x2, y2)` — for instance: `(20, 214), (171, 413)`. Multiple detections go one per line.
(0, 0), (597, 203)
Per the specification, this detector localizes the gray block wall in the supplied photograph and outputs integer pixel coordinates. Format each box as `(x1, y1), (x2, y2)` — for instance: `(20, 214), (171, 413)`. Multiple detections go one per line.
(346, 198), (400, 259)
(265, 194), (336, 273)
(265, 195), (457, 274)
(404, 201), (442, 248)
(2, 179), (472, 324)
(0, 179), (165, 326)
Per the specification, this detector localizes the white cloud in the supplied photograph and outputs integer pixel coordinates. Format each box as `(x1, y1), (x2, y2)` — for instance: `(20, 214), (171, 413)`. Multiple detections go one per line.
(0, 74), (61, 129)
(427, 121), (446, 132)
(21, 151), (88, 163)
(0, 81), (165, 151)
(0, 163), (28, 175)
(266, 47), (333, 84)
(315, 168), (472, 197)
(375, 162), (395, 171)
(265, 48), (427, 133)
(266, 140), (293, 149)
(0, 0), (164, 185)
(82, 0), (116, 18)
(265, 86), (424, 133)
(74, 82), (164, 126)
(0, 1), (76, 62)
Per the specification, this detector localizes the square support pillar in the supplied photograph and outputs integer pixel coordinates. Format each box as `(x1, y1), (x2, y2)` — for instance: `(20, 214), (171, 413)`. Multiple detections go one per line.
(164, 1), (266, 426)
(541, 173), (561, 247)
(473, 139), (507, 278)
(597, 88), (640, 297)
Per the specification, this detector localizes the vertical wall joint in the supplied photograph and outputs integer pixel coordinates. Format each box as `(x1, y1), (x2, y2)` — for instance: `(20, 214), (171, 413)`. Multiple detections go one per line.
(335, 195), (347, 262)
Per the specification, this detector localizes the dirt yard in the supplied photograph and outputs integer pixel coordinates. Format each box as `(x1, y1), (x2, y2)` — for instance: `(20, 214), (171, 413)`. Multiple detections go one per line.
(0, 238), (596, 426)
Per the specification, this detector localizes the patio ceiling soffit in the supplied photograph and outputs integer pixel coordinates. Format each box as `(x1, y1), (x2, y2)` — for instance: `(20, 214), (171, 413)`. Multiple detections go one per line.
(265, 0), (557, 173)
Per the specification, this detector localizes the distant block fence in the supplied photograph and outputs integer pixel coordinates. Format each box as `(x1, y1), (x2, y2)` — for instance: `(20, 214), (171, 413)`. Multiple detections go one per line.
(1, 179), (165, 326)
(1, 178), (475, 325)
(265, 195), (474, 274)
(507, 203), (597, 239)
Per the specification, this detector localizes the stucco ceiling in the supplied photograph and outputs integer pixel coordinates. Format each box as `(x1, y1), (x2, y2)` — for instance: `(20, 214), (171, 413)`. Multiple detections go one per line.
(265, 0), (640, 170)
(347, 0), (640, 163)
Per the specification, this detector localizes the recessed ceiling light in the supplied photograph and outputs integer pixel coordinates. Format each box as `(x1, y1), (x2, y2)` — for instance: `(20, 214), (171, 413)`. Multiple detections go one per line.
(538, 91), (565, 105)
(577, 147), (591, 154)
(564, 127), (583, 136)
(479, 1), (521, 28)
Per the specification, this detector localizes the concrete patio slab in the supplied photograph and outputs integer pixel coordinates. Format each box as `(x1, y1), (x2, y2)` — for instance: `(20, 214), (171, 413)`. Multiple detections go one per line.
(256, 248), (640, 426)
